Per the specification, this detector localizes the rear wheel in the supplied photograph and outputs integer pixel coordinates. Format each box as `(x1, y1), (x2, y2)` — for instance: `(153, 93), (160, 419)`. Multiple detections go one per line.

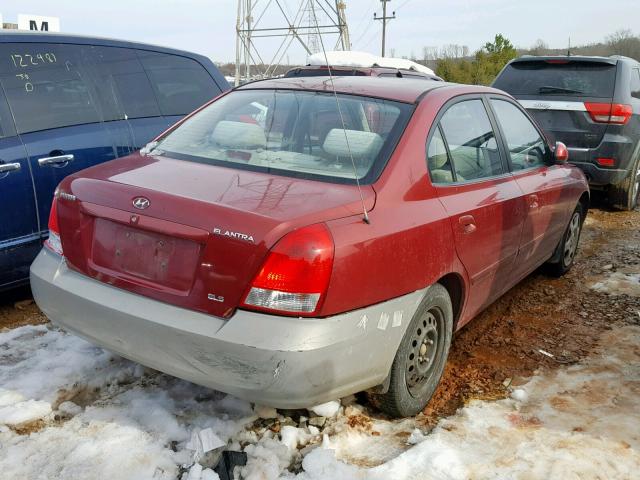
(372, 283), (453, 418)
(547, 202), (585, 277)
(609, 153), (640, 211)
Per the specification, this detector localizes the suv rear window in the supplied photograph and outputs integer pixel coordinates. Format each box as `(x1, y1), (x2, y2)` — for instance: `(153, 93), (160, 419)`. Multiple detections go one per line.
(138, 51), (220, 116)
(494, 61), (617, 98)
(151, 89), (412, 184)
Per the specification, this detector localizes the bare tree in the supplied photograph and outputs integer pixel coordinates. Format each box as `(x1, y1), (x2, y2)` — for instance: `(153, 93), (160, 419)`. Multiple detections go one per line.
(530, 39), (549, 56)
(606, 29), (640, 58)
(440, 44), (468, 59)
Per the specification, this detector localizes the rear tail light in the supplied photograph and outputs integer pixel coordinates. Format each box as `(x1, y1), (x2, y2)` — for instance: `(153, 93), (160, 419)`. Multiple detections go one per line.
(584, 103), (632, 125)
(241, 224), (334, 316)
(44, 196), (64, 256)
(596, 157), (616, 167)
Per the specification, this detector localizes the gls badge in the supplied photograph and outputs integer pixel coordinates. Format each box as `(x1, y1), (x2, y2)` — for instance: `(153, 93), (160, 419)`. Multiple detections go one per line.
(213, 227), (254, 243)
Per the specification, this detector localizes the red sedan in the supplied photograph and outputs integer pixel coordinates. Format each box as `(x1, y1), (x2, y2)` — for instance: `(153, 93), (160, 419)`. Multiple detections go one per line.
(31, 77), (589, 417)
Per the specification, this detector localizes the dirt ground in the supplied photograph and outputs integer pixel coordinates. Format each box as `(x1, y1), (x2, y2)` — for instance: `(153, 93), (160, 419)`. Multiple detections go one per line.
(0, 286), (47, 331)
(0, 199), (638, 427)
(423, 199), (640, 424)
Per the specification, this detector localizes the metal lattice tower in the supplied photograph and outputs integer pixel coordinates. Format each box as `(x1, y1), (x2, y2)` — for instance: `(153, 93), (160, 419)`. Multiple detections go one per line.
(235, 0), (351, 86)
(304, 0), (321, 55)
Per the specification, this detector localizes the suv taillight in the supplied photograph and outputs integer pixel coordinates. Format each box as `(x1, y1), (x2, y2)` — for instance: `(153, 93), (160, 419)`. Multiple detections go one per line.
(584, 102), (632, 125)
(241, 224), (334, 316)
(43, 196), (64, 256)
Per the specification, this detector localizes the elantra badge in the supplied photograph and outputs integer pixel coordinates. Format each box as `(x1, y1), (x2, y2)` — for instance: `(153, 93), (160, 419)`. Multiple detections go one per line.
(213, 227), (254, 243)
(132, 197), (150, 210)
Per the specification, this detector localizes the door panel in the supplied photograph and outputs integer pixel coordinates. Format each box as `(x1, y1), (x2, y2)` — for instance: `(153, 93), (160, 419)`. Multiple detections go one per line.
(489, 98), (572, 277)
(20, 126), (116, 235)
(511, 166), (571, 277)
(0, 135), (40, 288)
(427, 97), (527, 318)
(436, 179), (525, 317)
(0, 79), (40, 288)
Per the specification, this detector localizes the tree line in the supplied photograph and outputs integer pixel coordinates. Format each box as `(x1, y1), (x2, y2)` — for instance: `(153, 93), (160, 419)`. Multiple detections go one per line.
(426, 30), (640, 85)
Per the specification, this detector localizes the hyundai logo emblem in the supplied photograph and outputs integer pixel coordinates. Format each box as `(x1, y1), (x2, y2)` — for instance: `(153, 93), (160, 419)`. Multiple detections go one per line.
(132, 197), (150, 210)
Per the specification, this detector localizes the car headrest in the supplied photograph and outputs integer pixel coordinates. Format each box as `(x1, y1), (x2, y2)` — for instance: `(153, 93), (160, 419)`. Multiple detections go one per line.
(428, 135), (448, 170)
(211, 120), (266, 149)
(323, 129), (384, 159)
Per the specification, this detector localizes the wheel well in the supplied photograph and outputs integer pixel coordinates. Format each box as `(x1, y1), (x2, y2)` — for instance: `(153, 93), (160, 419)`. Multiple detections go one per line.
(437, 273), (464, 329)
(579, 191), (590, 214)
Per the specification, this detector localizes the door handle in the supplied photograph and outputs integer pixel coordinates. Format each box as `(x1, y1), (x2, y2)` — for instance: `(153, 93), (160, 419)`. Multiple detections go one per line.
(528, 194), (540, 209)
(0, 162), (21, 174)
(38, 154), (74, 166)
(459, 214), (477, 234)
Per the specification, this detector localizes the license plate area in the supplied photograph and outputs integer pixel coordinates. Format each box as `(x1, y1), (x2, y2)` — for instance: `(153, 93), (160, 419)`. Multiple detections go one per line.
(91, 218), (201, 293)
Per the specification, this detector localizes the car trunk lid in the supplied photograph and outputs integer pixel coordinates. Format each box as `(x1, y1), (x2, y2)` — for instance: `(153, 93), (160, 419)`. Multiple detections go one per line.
(57, 154), (375, 318)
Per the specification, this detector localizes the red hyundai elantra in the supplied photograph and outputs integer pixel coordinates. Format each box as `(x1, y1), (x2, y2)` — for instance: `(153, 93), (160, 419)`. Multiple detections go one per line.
(31, 77), (589, 417)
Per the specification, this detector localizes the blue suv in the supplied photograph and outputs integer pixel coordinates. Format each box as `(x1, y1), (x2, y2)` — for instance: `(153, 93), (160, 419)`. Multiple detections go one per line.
(0, 32), (229, 290)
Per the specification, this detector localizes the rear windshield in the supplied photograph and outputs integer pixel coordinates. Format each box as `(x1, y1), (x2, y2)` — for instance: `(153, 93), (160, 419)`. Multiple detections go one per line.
(151, 89), (412, 184)
(493, 61), (617, 98)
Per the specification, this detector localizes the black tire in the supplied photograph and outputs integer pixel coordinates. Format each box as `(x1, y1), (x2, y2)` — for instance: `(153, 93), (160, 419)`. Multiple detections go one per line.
(373, 283), (453, 418)
(546, 202), (585, 277)
(608, 152), (640, 211)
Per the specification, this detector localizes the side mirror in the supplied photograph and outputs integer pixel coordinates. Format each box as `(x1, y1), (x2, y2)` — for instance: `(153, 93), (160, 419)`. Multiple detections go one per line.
(554, 141), (569, 163)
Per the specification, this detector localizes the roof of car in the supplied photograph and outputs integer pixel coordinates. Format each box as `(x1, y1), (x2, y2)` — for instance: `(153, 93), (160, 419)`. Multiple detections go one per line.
(236, 76), (476, 103)
(0, 31), (206, 60)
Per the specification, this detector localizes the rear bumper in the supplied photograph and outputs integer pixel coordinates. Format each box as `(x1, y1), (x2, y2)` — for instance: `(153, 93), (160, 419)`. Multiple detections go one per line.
(568, 135), (637, 186)
(30, 248), (423, 408)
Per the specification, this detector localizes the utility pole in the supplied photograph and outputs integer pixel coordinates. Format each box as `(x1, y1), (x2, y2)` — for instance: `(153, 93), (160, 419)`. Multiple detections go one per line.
(374, 0), (395, 57)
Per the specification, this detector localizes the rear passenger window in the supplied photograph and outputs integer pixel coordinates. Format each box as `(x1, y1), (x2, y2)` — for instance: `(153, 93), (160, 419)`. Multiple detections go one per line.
(490, 99), (547, 170)
(437, 99), (503, 182)
(88, 46), (161, 120)
(427, 127), (454, 183)
(138, 52), (219, 116)
(0, 43), (101, 134)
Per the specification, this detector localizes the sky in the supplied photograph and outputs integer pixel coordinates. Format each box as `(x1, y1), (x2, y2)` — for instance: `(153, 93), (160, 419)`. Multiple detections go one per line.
(1, 0), (639, 65)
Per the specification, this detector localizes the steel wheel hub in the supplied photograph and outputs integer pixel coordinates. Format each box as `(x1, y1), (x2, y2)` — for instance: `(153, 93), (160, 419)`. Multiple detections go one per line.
(563, 212), (581, 267)
(406, 309), (441, 396)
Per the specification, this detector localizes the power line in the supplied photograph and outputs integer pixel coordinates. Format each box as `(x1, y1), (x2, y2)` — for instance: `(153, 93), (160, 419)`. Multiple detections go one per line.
(395, 0), (412, 11)
(373, 0), (395, 57)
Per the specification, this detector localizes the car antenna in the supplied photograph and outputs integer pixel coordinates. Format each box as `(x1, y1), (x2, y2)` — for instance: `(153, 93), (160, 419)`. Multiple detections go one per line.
(310, 4), (371, 225)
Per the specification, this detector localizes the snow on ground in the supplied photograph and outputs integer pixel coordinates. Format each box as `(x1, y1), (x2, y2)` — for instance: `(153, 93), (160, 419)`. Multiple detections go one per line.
(1, 323), (639, 479)
(0, 324), (254, 480)
(295, 325), (640, 480)
(591, 270), (640, 297)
